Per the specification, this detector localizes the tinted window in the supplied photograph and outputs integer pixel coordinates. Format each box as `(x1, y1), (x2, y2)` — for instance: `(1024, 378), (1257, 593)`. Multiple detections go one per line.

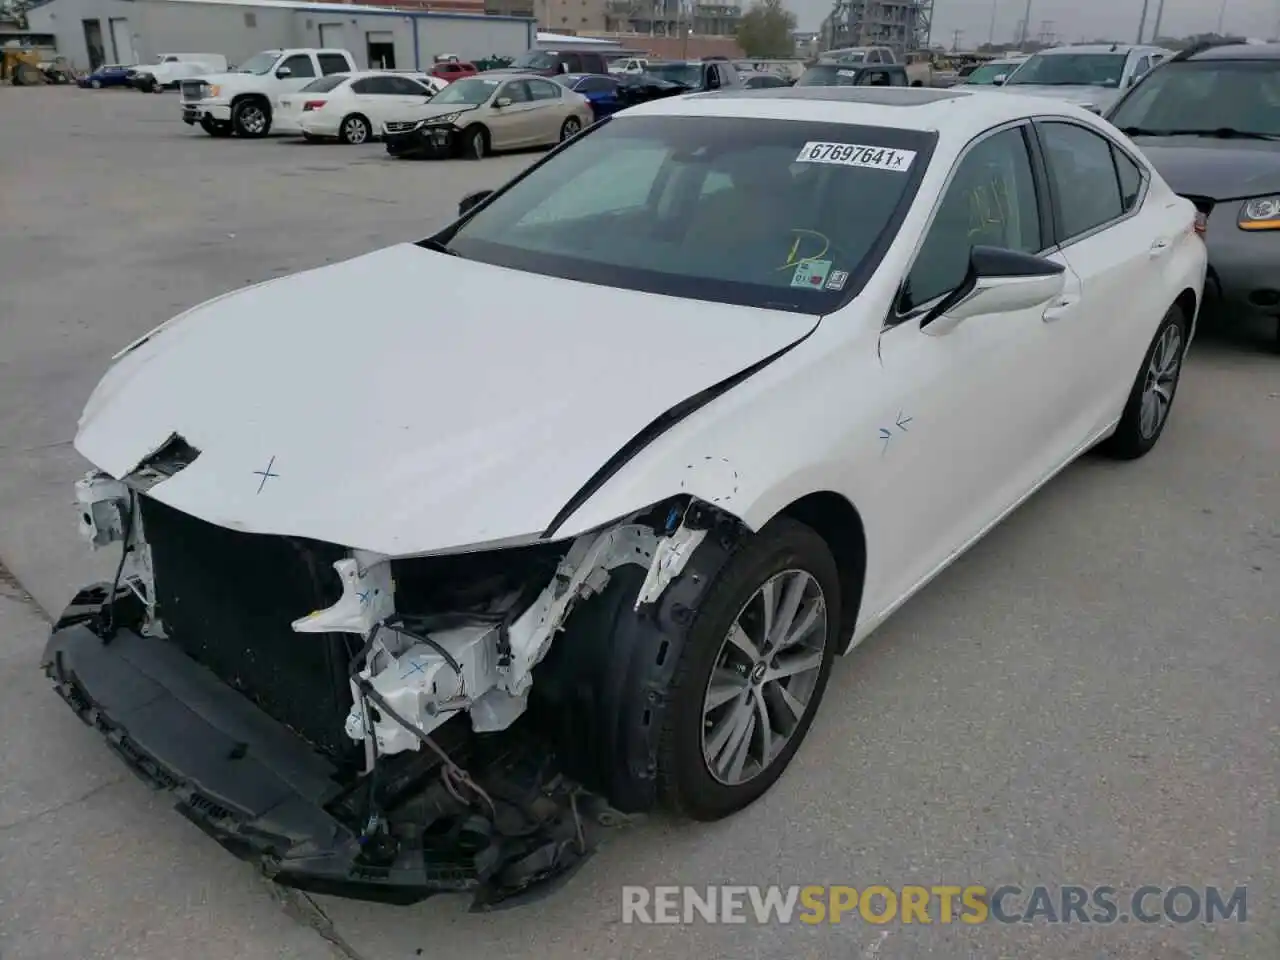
(353, 76), (391, 94)
(1007, 52), (1127, 88)
(301, 74), (348, 93)
(1133, 55), (1151, 77)
(796, 64), (867, 87)
(857, 69), (893, 87)
(1113, 145), (1143, 212)
(528, 78), (562, 100)
(280, 54), (316, 79)
(442, 115), (934, 312)
(903, 126), (1041, 310)
(387, 76), (428, 95)
(577, 76), (614, 93)
(1038, 121), (1124, 240)
(1107, 59), (1280, 137)
(318, 53), (349, 75)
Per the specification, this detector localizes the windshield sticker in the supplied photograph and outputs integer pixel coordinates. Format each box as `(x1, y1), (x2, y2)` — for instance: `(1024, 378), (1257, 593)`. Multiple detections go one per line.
(825, 269), (849, 291)
(837, 69), (858, 77)
(796, 142), (916, 172)
(791, 259), (833, 289)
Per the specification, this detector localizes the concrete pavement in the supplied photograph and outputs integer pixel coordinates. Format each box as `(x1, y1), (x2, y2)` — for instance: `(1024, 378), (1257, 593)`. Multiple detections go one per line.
(0, 86), (1275, 959)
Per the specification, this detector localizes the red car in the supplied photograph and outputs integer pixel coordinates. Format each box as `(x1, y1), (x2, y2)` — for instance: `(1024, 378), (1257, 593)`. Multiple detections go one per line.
(430, 61), (477, 82)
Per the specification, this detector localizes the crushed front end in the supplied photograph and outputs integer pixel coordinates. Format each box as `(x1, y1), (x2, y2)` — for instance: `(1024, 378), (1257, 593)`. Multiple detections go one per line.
(44, 473), (726, 907)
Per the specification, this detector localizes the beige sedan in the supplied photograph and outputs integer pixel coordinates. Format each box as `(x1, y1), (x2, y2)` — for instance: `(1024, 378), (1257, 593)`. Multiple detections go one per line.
(384, 72), (594, 160)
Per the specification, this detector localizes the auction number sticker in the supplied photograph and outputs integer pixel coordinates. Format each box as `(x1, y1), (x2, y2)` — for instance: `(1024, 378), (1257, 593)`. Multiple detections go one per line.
(796, 141), (916, 172)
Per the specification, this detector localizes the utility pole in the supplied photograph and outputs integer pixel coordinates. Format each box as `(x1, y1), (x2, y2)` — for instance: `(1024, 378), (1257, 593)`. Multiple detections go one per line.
(1135, 0), (1151, 42)
(1149, 0), (1165, 41)
(951, 28), (963, 50)
(987, 0), (999, 44)
(1017, 0), (1032, 46)
(1215, 0), (1228, 35)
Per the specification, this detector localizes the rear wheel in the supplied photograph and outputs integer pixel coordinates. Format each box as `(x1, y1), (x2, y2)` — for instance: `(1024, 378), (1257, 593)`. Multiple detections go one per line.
(339, 113), (371, 145)
(559, 116), (582, 142)
(1099, 304), (1188, 460)
(657, 518), (841, 821)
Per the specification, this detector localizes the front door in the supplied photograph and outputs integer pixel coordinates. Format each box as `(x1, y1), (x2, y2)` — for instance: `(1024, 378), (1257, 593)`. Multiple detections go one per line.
(491, 80), (539, 149)
(872, 122), (1074, 604)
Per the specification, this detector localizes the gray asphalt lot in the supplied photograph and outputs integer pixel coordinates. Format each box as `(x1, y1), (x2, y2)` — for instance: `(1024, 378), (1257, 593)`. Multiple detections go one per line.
(0, 86), (1276, 960)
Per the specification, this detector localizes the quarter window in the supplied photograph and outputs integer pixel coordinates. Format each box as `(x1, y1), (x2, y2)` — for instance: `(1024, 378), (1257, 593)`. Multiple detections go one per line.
(1037, 121), (1126, 241)
(902, 126), (1042, 311)
(1113, 146), (1144, 212)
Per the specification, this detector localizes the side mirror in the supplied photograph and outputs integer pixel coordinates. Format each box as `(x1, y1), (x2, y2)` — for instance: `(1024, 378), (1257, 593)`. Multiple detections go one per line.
(991, 73), (1006, 85)
(458, 189), (493, 216)
(275, 66), (292, 78)
(493, 96), (512, 108)
(921, 246), (1066, 335)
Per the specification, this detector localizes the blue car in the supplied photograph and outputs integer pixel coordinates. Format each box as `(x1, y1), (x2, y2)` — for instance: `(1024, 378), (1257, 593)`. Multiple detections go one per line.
(78, 64), (134, 89)
(555, 73), (623, 121)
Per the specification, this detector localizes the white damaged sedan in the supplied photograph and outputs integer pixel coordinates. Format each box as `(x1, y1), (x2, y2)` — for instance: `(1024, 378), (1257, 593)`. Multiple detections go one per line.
(46, 87), (1205, 907)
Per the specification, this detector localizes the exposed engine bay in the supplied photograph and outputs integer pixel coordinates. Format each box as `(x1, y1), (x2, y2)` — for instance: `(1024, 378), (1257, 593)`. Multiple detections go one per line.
(46, 473), (744, 906)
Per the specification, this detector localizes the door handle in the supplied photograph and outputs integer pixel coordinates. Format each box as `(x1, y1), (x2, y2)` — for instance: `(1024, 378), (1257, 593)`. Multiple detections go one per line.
(1149, 237), (1171, 257)
(1042, 294), (1079, 322)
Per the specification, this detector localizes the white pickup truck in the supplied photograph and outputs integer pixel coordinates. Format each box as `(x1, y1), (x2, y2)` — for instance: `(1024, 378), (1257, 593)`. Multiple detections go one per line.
(180, 48), (357, 137)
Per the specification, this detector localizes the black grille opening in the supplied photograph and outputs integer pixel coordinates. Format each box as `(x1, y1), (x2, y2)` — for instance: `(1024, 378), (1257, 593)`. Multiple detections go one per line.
(140, 496), (361, 764)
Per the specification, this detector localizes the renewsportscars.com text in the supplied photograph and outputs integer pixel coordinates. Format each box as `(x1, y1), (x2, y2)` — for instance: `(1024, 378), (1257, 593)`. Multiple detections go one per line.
(621, 885), (1248, 925)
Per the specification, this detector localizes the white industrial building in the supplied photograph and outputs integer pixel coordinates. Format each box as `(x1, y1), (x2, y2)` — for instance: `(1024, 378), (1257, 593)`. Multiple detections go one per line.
(25, 0), (537, 71)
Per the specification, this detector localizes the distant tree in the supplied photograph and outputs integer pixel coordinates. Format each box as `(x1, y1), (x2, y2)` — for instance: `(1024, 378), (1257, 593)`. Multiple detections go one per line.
(0, 0), (34, 27)
(736, 0), (797, 59)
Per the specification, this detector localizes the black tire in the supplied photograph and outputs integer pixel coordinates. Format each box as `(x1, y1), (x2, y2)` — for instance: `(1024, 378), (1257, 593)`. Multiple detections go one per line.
(559, 116), (582, 142)
(338, 113), (371, 145)
(1099, 303), (1188, 460)
(461, 124), (488, 160)
(232, 98), (271, 138)
(89, 78), (102, 89)
(199, 116), (233, 137)
(656, 517), (841, 821)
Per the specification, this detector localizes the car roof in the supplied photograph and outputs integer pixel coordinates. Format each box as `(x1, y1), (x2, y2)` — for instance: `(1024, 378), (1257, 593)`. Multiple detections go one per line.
(1032, 43), (1160, 56)
(619, 85), (1100, 133)
(1185, 42), (1280, 60)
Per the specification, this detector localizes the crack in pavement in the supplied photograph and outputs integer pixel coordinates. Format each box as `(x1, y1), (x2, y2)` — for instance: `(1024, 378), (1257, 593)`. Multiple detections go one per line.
(267, 883), (373, 960)
(0, 774), (127, 833)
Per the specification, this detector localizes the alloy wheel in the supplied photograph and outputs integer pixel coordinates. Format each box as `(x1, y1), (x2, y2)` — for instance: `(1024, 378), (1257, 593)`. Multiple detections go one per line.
(1139, 323), (1182, 439)
(241, 106), (266, 134)
(701, 569), (828, 786)
(344, 117), (368, 144)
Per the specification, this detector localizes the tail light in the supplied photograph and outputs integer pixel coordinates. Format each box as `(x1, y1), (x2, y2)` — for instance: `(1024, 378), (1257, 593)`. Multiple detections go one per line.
(302, 100), (326, 112)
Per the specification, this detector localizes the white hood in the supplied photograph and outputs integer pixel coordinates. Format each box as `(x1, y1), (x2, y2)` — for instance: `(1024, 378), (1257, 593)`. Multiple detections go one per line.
(76, 244), (816, 555)
(997, 84), (1117, 112)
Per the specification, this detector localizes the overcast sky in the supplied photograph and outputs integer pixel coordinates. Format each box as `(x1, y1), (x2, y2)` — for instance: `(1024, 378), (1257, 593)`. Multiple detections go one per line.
(790, 0), (1280, 45)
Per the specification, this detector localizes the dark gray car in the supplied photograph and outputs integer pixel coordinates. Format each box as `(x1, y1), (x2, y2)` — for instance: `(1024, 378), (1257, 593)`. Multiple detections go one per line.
(1107, 42), (1280, 348)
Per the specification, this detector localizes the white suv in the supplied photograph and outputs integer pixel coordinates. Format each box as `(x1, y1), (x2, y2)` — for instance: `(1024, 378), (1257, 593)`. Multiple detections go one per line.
(180, 48), (356, 138)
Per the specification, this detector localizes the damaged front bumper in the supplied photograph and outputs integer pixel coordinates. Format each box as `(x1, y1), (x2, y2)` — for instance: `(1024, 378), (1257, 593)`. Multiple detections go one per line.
(43, 586), (615, 907)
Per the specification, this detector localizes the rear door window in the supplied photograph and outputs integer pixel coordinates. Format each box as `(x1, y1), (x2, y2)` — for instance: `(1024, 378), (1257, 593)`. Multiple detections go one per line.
(318, 53), (349, 75)
(1036, 121), (1127, 241)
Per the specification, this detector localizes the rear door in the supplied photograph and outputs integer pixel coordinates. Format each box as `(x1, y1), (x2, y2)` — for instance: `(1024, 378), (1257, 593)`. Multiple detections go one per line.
(1032, 118), (1179, 438)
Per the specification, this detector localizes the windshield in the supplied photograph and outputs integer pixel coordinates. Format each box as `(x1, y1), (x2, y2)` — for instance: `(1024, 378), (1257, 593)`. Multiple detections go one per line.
(1109, 60), (1280, 137)
(645, 62), (702, 85)
(1006, 52), (1127, 87)
(301, 75), (349, 93)
(796, 64), (865, 87)
(237, 51), (282, 75)
(431, 76), (501, 105)
(439, 115), (934, 312)
(829, 51), (866, 63)
(963, 61), (1018, 84)
(513, 51), (559, 70)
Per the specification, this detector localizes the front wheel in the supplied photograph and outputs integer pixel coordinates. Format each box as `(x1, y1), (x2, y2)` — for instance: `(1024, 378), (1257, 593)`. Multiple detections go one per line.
(657, 518), (841, 821)
(461, 124), (488, 160)
(232, 99), (271, 137)
(339, 113), (371, 145)
(1099, 303), (1188, 460)
(90, 78), (102, 89)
